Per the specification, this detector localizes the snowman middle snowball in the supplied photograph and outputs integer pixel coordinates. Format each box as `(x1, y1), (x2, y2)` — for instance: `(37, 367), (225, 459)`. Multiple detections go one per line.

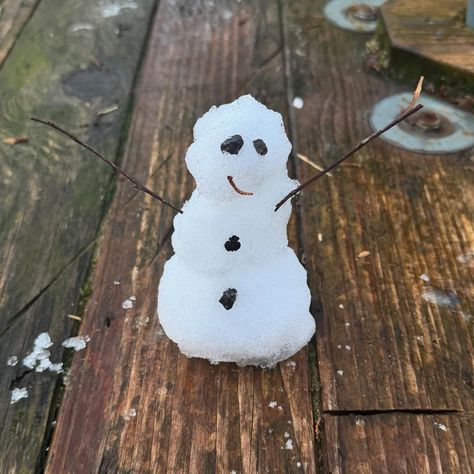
(157, 95), (315, 367)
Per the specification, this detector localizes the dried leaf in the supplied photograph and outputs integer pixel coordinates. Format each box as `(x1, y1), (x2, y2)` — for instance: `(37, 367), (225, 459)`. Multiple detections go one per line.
(357, 250), (370, 259)
(3, 136), (28, 145)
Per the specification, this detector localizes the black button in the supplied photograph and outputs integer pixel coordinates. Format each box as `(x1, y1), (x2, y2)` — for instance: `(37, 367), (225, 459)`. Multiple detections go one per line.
(225, 235), (241, 252)
(219, 288), (237, 310)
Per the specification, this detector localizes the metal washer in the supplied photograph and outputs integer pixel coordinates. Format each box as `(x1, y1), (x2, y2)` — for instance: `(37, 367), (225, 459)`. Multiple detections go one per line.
(370, 93), (474, 154)
(323, 0), (387, 33)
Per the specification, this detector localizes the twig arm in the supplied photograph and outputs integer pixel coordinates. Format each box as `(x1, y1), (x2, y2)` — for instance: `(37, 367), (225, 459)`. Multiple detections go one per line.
(30, 117), (183, 214)
(274, 103), (424, 212)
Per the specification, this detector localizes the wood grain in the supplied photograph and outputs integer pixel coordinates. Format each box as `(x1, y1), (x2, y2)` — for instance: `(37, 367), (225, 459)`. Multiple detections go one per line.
(0, 0), (157, 471)
(282, 0), (474, 414)
(0, 0), (41, 66)
(378, 0), (474, 96)
(324, 413), (474, 473)
(46, 1), (317, 472)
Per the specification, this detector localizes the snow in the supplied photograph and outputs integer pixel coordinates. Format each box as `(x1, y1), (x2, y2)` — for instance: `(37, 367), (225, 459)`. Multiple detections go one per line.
(10, 387), (28, 404)
(285, 439), (293, 450)
(337, 370), (344, 376)
(420, 273), (430, 282)
(122, 297), (135, 310)
(268, 401), (278, 408)
(434, 422), (447, 431)
(23, 333), (62, 373)
(7, 356), (18, 366)
(62, 335), (90, 351)
(157, 95), (315, 367)
(292, 97), (304, 109)
(123, 408), (137, 421)
(421, 287), (459, 307)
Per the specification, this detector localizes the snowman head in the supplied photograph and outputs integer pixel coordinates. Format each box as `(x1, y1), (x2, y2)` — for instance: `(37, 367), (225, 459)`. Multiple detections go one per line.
(186, 95), (292, 201)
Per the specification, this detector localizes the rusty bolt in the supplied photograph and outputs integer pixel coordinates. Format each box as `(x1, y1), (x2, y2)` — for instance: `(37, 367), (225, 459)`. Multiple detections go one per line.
(349, 4), (378, 22)
(413, 110), (443, 132)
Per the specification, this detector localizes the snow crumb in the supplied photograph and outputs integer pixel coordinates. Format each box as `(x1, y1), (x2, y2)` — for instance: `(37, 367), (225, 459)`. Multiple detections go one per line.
(62, 335), (90, 351)
(113, 280), (120, 285)
(297, 462), (302, 467)
(268, 401), (278, 408)
(10, 387), (28, 404)
(337, 370), (344, 376)
(284, 432), (290, 438)
(434, 422), (447, 431)
(339, 304), (344, 309)
(292, 97), (304, 109)
(317, 233), (323, 242)
(337, 345), (342, 349)
(7, 356), (18, 366)
(456, 252), (474, 266)
(420, 274), (430, 282)
(345, 322), (350, 327)
(268, 428), (273, 433)
(23, 333), (62, 373)
(122, 297), (135, 310)
(355, 418), (365, 427)
(129, 296), (136, 301)
(286, 361), (296, 368)
(345, 345), (351, 350)
(123, 408), (137, 421)
(230, 470), (237, 474)
(285, 439), (293, 450)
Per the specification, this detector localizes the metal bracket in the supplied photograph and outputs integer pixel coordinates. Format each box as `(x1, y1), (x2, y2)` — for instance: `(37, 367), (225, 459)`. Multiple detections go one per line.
(323, 0), (387, 33)
(370, 93), (474, 154)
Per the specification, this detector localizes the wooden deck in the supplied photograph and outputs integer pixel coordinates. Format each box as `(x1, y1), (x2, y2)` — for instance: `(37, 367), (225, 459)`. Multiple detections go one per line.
(0, 0), (473, 472)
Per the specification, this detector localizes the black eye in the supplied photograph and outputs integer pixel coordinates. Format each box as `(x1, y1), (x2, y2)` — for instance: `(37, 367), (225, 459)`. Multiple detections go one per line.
(253, 139), (267, 156)
(221, 135), (244, 155)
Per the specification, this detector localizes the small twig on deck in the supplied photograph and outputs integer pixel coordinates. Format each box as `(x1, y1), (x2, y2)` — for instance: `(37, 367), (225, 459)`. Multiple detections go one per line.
(275, 77), (425, 212)
(30, 117), (183, 214)
(296, 153), (333, 177)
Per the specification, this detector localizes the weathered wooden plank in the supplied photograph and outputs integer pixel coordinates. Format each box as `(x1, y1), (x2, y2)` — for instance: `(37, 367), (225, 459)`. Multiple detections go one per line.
(323, 413), (474, 473)
(0, 0), (158, 471)
(46, 1), (317, 472)
(378, 0), (474, 97)
(281, 0), (474, 412)
(0, 0), (42, 66)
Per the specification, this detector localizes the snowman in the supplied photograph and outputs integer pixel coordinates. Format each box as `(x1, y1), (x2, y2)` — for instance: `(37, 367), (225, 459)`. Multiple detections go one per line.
(157, 95), (315, 367)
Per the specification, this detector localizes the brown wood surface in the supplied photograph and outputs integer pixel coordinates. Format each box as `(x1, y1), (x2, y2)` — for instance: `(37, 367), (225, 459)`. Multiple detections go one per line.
(2, 0), (472, 471)
(46, 1), (317, 473)
(283, 0), (474, 414)
(324, 413), (474, 473)
(0, 0), (158, 471)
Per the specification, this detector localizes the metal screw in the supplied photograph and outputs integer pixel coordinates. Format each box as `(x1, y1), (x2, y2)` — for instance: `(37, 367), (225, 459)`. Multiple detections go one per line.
(412, 110), (443, 132)
(348, 4), (378, 22)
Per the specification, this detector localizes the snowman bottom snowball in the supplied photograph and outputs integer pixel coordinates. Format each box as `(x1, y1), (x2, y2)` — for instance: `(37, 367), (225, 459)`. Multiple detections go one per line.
(157, 95), (315, 368)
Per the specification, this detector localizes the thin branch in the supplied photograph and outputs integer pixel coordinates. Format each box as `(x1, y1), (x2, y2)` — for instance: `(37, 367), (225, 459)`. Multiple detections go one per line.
(275, 78), (425, 212)
(30, 117), (183, 214)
